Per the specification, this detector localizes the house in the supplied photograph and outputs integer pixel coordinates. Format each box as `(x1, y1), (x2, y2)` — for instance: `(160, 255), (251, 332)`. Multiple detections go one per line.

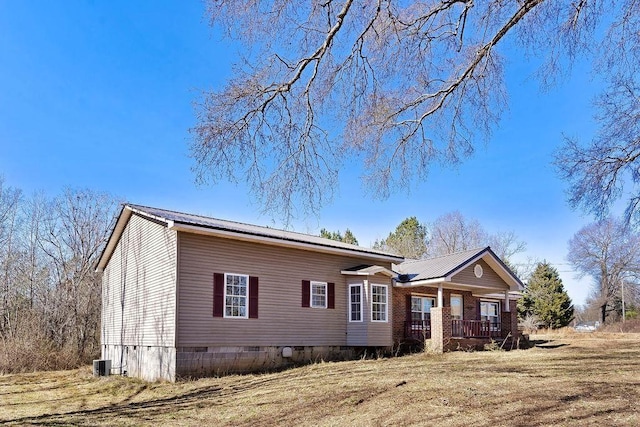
(97, 204), (523, 381)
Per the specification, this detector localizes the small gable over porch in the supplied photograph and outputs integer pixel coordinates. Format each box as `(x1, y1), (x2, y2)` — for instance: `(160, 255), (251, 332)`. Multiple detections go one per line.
(393, 247), (523, 351)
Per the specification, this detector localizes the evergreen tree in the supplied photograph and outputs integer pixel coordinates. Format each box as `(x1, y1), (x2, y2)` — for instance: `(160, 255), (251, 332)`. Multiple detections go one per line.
(342, 229), (358, 246)
(319, 228), (358, 246)
(518, 262), (574, 329)
(373, 217), (428, 259)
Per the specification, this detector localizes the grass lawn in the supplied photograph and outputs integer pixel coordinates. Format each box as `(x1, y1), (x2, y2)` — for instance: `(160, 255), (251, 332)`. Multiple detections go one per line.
(1, 333), (639, 426)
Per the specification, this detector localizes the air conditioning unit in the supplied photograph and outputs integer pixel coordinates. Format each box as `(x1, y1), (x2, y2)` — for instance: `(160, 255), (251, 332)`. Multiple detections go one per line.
(93, 359), (111, 377)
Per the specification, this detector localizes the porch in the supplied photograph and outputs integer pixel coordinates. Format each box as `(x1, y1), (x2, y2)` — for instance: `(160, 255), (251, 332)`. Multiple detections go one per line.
(392, 247), (523, 352)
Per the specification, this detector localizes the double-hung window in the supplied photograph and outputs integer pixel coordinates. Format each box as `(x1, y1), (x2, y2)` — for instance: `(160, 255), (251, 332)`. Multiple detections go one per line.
(224, 273), (248, 318)
(371, 284), (388, 322)
(411, 296), (435, 322)
(450, 295), (463, 320)
(311, 281), (327, 308)
(349, 284), (362, 322)
(480, 301), (500, 330)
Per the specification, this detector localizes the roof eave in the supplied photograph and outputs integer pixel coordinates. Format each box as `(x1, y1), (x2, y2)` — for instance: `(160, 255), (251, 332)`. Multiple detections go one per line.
(96, 206), (135, 272)
(393, 277), (448, 287)
(341, 266), (396, 277)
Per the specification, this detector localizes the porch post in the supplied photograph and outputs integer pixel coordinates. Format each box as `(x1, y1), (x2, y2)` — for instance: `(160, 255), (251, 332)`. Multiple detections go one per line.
(504, 291), (510, 312)
(427, 306), (451, 353)
(437, 284), (443, 308)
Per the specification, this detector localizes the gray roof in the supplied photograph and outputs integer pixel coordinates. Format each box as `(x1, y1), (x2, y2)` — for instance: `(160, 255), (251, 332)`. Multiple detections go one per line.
(395, 247), (492, 282)
(126, 204), (403, 261)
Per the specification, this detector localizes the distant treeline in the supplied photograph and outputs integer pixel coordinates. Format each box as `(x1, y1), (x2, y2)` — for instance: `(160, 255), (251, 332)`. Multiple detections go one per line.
(0, 178), (118, 373)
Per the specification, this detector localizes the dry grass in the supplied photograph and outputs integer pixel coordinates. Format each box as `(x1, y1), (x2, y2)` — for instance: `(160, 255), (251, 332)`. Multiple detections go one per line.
(1, 333), (639, 426)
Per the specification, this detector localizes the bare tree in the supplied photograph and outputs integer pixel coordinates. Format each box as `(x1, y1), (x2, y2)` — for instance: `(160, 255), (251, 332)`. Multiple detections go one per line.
(0, 178), (22, 339)
(556, 80), (640, 224)
(191, 0), (633, 220)
(373, 211), (526, 264)
(429, 211), (487, 256)
(567, 217), (640, 322)
(0, 182), (119, 372)
(428, 211), (526, 266)
(489, 230), (528, 262)
(555, 0), (640, 225)
(38, 189), (119, 361)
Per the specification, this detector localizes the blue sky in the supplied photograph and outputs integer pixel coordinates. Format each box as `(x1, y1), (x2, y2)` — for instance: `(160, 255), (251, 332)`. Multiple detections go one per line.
(1, 1), (609, 306)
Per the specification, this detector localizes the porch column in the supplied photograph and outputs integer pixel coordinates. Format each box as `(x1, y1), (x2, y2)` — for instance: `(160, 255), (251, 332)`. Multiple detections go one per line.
(504, 291), (510, 312)
(501, 309), (513, 339)
(437, 284), (443, 308)
(427, 306), (451, 353)
(501, 299), (519, 340)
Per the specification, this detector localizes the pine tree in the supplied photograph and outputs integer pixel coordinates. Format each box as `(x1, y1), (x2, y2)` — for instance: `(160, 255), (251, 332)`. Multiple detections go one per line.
(373, 217), (428, 259)
(518, 262), (574, 329)
(319, 228), (358, 246)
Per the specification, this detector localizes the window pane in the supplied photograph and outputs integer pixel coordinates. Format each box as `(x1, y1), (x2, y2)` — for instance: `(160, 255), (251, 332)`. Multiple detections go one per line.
(411, 296), (435, 321)
(372, 285), (387, 322)
(451, 295), (462, 320)
(350, 286), (361, 321)
(224, 274), (249, 318)
(311, 282), (327, 308)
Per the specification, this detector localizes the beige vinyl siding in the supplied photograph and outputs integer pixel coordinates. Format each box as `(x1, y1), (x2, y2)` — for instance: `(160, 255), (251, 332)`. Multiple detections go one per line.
(177, 232), (393, 347)
(451, 259), (509, 290)
(101, 214), (177, 347)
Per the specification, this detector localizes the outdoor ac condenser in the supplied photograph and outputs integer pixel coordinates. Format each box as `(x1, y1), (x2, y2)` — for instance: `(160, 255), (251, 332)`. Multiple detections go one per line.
(93, 359), (111, 377)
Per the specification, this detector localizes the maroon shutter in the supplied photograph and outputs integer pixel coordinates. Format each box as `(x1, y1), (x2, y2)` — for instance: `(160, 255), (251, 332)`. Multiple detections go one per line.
(327, 282), (335, 309)
(249, 276), (259, 318)
(302, 280), (310, 307)
(213, 273), (224, 317)
(406, 294), (412, 321)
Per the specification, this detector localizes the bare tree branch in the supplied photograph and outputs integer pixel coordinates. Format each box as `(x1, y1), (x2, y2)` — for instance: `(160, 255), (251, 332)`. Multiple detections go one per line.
(193, 0), (640, 222)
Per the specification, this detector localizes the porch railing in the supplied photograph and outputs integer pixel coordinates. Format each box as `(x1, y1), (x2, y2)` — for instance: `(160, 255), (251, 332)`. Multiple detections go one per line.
(404, 319), (501, 340)
(404, 320), (431, 340)
(451, 320), (501, 338)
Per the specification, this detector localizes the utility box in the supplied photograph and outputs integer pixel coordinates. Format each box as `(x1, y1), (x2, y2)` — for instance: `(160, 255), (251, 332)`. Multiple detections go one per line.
(93, 359), (111, 377)
(282, 347), (293, 358)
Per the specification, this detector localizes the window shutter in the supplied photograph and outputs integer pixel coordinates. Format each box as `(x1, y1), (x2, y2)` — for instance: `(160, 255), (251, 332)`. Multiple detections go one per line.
(405, 294), (412, 321)
(213, 273), (224, 317)
(249, 276), (259, 318)
(302, 280), (310, 307)
(327, 282), (335, 309)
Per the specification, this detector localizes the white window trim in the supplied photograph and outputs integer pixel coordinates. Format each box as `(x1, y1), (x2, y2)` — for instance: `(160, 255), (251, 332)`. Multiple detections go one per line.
(480, 300), (500, 329)
(348, 284), (363, 322)
(371, 284), (388, 323)
(310, 281), (328, 309)
(223, 273), (249, 319)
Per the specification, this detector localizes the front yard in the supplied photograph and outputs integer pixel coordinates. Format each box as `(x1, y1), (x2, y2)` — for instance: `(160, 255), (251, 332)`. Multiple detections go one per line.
(1, 333), (638, 426)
